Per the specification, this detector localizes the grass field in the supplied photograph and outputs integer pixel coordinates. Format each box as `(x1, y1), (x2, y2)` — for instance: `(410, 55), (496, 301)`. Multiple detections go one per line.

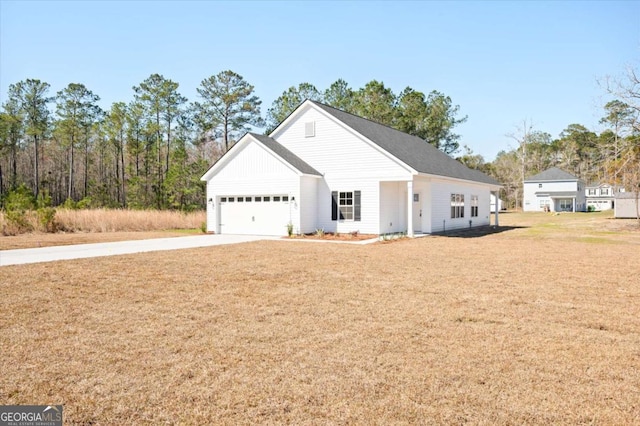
(1, 212), (639, 424)
(0, 208), (206, 237)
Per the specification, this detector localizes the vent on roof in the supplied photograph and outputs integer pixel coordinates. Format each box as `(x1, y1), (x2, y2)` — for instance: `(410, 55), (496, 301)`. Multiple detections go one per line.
(304, 121), (315, 138)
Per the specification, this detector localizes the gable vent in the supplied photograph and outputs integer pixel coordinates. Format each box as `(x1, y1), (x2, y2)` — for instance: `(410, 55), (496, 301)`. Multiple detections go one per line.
(304, 121), (315, 137)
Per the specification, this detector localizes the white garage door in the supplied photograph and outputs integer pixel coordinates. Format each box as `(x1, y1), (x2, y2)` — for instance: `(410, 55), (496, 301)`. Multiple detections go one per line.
(219, 195), (291, 236)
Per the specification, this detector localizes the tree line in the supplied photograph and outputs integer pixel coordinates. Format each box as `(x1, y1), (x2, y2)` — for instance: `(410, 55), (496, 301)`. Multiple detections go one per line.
(1, 68), (637, 213)
(0, 72), (466, 210)
(458, 67), (640, 211)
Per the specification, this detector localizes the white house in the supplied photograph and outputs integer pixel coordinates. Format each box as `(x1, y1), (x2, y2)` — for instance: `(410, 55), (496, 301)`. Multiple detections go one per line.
(523, 167), (586, 212)
(201, 100), (501, 236)
(585, 183), (615, 211)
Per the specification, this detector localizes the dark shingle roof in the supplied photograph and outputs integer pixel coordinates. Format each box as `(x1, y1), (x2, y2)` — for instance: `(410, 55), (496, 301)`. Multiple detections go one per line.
(249, 133), (321, 176)
(525, 167), (579, 182)
(310, 101), (500, 186)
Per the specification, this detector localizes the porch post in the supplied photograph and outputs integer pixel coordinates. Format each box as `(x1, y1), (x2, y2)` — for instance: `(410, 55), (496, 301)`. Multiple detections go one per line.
(493, 191), (499, 227)
(407, 181), (414, 237)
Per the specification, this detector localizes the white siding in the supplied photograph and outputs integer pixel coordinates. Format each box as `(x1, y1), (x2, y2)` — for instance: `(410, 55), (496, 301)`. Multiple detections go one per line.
(523, 180), (584, 212)
(316, 178), (380, 234)
(430, 179), (492, 232)
(207, 140), (302, 234)
(272, 105), (413, 235)
(273, 106), (412, 180)
(379, 181), (405, 234)
(298, 176), (318, 234)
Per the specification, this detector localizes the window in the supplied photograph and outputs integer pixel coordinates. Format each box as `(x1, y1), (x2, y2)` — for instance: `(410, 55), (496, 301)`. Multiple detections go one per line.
(221, 197), (227, 202)
(228, 197), (235, 202)
(413, 193), (420, 202)
(245, 196), (252, 202)
(471, 195), (478, 217)
(539, 183), (543, 188)
(273, 196), (281, 202)
(263, 196), (270, 202)
(560, 199), (573, 211)
(450, 194), (464, 219)
(283, 196), (289, 202)
(600, 188), (610, 196)
(339, 192), (353, 220)
(255, 196), (262, 202)
(331, 190), (361, 221)
(237, 197), (244, 202)
(588, 189), (596, 196)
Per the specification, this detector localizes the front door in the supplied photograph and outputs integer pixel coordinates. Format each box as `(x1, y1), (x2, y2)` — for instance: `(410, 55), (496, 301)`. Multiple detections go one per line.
(412, 193), (422, 232)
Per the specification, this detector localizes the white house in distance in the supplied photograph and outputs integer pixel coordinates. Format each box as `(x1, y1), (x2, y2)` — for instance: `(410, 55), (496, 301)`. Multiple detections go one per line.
(201, 100), (502, 236)
(585, 183), (615, 211)
(523, 167), (586, 212)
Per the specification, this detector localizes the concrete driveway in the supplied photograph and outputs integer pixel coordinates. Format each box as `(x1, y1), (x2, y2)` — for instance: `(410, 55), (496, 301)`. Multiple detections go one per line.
(0, 234), (276, 267)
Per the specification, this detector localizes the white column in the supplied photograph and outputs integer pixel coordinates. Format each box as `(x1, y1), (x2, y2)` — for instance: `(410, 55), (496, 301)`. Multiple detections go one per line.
(407, 181), (414, 237)
(493, 191), (499, 227)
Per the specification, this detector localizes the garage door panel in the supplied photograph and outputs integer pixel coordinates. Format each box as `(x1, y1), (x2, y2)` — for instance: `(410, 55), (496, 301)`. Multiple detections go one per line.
(220, 195), (291, 236)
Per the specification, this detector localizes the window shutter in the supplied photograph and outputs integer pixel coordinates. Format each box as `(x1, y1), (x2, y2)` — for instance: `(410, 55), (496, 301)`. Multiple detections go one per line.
(331, 191), (338, 221)
(354, 190), (361, 221)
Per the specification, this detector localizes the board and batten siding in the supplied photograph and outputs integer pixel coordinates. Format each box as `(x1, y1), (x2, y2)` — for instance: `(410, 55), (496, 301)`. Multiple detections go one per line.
(429, 179), (491, 232)
(206, 140), (303, 233)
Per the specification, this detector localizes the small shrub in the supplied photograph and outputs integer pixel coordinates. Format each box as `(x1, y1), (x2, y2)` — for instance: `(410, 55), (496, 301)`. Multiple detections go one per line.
(37, 207), (57, 233)
(287, 222), (294, 237)
(62, 197), (77, 210)
(76, 197), (93, 209)
(2, 184), (35, 235)
(315, 228), (325, 237)
(587, 205), (596, 212)
(200, 221), (207, 234)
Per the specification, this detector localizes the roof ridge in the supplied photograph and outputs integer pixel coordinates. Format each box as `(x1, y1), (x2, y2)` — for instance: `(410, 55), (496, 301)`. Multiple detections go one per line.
(308, 100), (420, 141)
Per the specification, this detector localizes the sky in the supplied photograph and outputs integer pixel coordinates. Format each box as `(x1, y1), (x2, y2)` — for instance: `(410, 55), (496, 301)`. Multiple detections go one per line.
(1, 0), (639, 161)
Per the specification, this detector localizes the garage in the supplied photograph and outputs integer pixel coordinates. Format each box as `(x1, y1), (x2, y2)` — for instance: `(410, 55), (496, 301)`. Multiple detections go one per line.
(219, 194), (292, 235)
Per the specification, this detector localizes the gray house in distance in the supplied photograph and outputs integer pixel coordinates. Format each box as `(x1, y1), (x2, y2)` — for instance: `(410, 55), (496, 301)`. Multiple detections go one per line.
(523, 167), (586, 212)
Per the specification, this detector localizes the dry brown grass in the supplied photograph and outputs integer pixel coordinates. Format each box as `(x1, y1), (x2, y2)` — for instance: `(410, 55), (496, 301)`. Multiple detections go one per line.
(0, 208), (205, 236)
(1, 214), (640, 424)
(0, 230), (201, 250)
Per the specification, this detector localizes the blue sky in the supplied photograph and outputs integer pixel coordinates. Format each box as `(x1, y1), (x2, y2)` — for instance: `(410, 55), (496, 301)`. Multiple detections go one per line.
(1, 0), (638, 161)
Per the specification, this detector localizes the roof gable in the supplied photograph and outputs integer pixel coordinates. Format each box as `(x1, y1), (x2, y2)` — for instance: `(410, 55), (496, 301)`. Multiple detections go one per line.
(525, 167), (579, 182)
(201, 133), (321, 181)
(308, 101), (500, 186)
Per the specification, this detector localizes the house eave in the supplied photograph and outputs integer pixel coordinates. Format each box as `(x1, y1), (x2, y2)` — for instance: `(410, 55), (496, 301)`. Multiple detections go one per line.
(417, 172), (502, 190)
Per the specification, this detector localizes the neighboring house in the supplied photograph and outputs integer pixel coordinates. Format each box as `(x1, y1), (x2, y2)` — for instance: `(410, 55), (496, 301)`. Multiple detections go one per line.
(201, 100), (501, 236)
(490, 193), (505, 211)
(614, 192), (639, 219)
(585, 183), (615, 211)
(523, 167), (586, 212)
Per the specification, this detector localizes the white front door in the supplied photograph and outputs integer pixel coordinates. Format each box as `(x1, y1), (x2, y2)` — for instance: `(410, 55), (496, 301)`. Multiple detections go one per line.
(412, 192), (422, 232)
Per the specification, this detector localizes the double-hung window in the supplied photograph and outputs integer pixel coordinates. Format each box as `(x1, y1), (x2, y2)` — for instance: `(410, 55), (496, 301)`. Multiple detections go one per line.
(331, 191), (361, 221)
(471, 195), (478, 217)
(451, 194), (464, 219)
